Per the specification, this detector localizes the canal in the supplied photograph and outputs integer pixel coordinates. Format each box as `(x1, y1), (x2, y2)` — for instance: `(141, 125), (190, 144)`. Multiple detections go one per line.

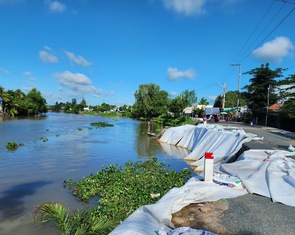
(0, 112), (190, 235)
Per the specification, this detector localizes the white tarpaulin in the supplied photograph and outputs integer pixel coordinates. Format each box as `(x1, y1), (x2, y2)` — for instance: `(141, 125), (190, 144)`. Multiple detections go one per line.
(109, 124), (294, 235)
(177, 127), (208, 151)
(158, 124), (196, 145)
(219, 149), (295, 207)
(109, 178), (248, 235)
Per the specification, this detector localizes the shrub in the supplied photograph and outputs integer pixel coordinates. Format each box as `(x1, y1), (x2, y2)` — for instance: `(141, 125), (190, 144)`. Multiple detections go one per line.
(33, 202), (114, 235)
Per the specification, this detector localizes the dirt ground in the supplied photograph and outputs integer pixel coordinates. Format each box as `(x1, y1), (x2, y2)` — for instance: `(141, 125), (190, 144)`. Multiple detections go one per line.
(171, 200), (233, 235)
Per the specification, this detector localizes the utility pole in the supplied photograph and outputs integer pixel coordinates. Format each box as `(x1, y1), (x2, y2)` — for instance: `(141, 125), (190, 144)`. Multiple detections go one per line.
(218, 82), (226, 110)
(230, 64), (242, 118)
(265, 85), (272, 126)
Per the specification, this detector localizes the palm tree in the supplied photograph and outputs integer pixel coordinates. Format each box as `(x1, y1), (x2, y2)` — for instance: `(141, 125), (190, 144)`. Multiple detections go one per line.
(33, 202), (115, 235)
(0, 86), (11, 115)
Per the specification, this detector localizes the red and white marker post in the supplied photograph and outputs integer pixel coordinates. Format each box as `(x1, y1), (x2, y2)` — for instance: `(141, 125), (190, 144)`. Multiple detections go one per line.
(204, 152), (214, 182)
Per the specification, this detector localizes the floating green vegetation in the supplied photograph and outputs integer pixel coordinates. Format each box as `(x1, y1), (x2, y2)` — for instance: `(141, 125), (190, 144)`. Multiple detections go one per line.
(6, 142), (19, 151)
(63, 158), (191, 228)
(46, 129), (49, 131)
(39, 137), (48, 142)
(77, 127), (83, 131)
(35, 159), (191, 234)
(56, 134), (60, 137)
(90, 122), (114, 128)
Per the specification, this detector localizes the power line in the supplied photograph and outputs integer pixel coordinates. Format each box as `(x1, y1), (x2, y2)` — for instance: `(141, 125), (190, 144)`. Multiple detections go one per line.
(240, 5), (295, 62)
(231, 0), (277, 63)
(236, 0), (288, 63)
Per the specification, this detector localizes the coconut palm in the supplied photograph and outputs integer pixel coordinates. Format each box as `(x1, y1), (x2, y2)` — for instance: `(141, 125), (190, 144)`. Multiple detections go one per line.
(33, 202), (114, 235)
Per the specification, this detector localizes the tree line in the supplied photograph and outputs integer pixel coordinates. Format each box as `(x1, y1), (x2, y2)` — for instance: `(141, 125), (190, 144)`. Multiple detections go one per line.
(0, 86), (47, 117)
(1, 63), (294, 128)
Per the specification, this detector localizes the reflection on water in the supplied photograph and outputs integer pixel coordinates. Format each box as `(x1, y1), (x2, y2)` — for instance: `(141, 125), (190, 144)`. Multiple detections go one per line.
(0, 181), (51, 218)
(0, 112), (190, 235)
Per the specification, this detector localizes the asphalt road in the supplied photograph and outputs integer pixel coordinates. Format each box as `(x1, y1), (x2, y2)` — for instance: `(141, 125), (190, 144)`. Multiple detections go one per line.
(218, 122), (295, 151)
(216, 122), (295, 235)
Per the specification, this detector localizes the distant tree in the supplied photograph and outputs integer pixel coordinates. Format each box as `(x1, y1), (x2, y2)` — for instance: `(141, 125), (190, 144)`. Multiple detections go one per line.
(169, 96), (185, 117)
(26, 88), (48, 115)
(72, 98), (77, 107)
(243, 63), (284, 119)
(214, 91), (246, 109)
(101, 102), (111, 112)
(63, 102), (72, 113)
(278, 74), (295, 119)
(199, 97), (209, 106)
(80, 98), (87, 107)
(168, 90), (197, 117)
(181, 89), (198, 107)
(132, 83), (169, 120)
(52, 102), (62, 112)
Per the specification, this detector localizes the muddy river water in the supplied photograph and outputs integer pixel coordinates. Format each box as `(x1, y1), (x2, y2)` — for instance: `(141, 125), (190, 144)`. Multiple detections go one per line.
(0, 112), (190, 235)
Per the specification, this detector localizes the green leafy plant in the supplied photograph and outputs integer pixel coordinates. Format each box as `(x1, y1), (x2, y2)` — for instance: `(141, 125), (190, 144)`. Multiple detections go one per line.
(6, 142), (19, 151)
(39, 137), (48, 142)
(33, 202), (114, 235)
(77, 127), (83, 131)
(64, 158), (191, 223)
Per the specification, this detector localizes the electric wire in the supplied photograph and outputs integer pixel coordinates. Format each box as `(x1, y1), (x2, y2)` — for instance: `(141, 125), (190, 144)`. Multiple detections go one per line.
(239, 5), (295, 63)
(236, 1), (288, 63)
(230, 0), (277, 64)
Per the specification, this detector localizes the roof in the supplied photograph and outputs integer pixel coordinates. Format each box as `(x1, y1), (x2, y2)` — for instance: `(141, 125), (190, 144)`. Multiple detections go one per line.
(269, 103), (283, 111)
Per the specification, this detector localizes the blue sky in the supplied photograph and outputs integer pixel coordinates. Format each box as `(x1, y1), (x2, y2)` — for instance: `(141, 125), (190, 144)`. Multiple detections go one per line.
(0, 0), (295, 106)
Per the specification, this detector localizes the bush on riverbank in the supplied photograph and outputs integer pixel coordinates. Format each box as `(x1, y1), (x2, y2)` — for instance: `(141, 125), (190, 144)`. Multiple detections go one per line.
(157, 113), (195, 126)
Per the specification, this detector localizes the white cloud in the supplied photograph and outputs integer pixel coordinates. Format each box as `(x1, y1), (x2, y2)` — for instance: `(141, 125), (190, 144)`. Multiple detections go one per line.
(162, 0), (206, 16)
(167, 67), (196, 81)
(65, 51), (92, 67)
(0, 67), (10, 74)
(45, 0), (67, 13)
(22, 71), (32, 76)
(43, 45), (52, 51)
(39, 50), (59, 63)
(252, 36), (295, 63)
(54, 71), (104, 96)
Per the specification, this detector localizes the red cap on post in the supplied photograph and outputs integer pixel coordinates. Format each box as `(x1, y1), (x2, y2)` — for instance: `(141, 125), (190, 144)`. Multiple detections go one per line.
(205, 152), (214, 159)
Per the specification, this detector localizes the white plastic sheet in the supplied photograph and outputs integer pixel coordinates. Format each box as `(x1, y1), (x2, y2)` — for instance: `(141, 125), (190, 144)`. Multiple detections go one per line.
(220, 149), (295, 206)
(177, 127), (208, 151)
(109, 125), (295, 235)
(109, 178), (247, 235)
(158, 125), (196, 145)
